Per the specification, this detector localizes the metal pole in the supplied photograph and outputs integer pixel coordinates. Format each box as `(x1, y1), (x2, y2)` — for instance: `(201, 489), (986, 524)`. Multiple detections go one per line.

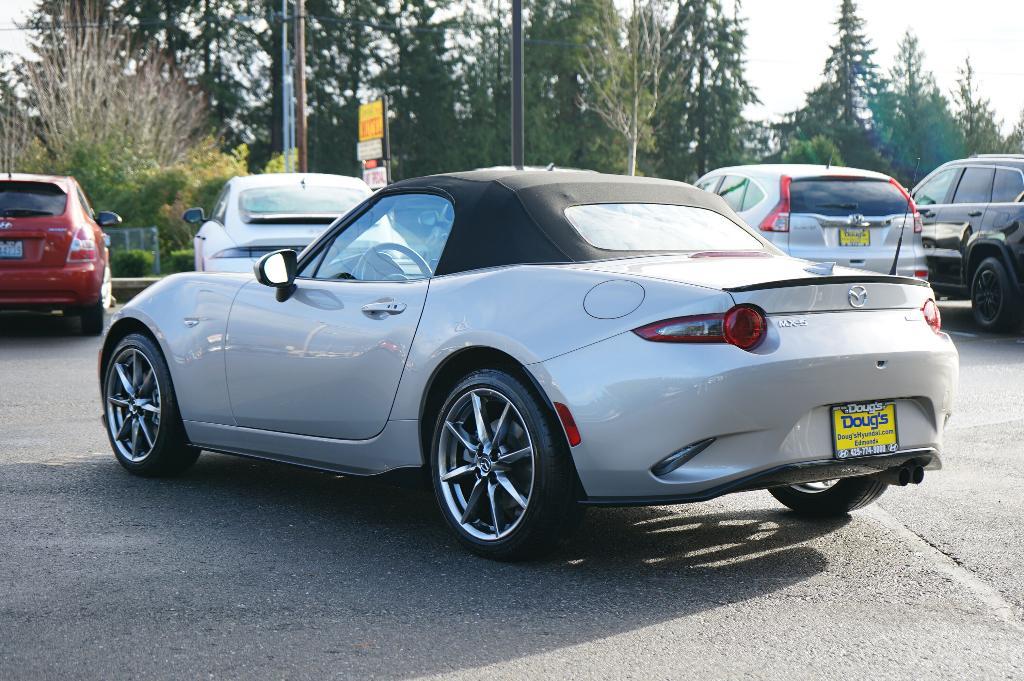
(281, 0), (291, 172)
(295, 0), (308, 173)
(511, 0), (524, 169)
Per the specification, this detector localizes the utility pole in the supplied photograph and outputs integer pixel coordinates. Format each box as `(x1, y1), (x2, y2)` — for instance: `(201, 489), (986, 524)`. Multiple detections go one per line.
(511, 0), (524, 169)
(294, 0), (308, 172)
(280, 0), (292, 172)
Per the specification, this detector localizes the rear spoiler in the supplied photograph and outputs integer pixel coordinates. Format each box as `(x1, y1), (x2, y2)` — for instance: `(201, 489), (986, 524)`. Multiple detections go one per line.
(725, 274), (929, 293)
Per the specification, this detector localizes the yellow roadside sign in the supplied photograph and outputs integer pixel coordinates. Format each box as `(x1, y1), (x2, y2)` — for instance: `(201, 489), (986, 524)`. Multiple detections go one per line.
(358, 100), (384, 141)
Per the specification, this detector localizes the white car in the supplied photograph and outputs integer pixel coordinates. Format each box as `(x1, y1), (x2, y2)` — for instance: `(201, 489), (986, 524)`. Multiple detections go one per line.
(101, 170), (957, 560)
(185, 173), (372, 273)
(696, 164), (929, 279)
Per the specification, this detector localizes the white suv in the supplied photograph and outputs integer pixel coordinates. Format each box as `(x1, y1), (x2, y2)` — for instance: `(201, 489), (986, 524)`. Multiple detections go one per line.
(696, 164), (928, 279)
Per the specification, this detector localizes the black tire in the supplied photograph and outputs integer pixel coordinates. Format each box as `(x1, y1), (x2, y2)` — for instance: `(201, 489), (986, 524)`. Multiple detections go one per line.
(769, 476), (888, 516)
(429, 368), (583, 561)
(102, 333), (199, 477)
(971, 256), (1023, 332)
(80, 299), (105, 336)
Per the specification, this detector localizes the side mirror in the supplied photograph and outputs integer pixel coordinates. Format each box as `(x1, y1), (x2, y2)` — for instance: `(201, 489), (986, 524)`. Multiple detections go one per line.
(182, 207), (205, 225)
(96, 211), (122, 227)
(254, 249), (297, 301)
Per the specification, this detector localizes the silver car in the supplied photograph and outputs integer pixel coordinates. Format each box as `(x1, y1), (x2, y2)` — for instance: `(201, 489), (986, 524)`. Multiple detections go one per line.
(98, 170), (957, 560)
(696, 164), (929, 279)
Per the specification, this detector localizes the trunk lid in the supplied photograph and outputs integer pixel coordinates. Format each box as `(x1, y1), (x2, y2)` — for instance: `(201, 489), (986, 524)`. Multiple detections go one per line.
(577, 253), (932, 314)
(786, 177), (914, 272)
(0, 181), (72, 269)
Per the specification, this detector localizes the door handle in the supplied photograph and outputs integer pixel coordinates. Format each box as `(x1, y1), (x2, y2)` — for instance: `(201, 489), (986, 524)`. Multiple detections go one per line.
(967, 210), (983, 217)
(920, 209), (935, 218)
(362, 301), (407, 316)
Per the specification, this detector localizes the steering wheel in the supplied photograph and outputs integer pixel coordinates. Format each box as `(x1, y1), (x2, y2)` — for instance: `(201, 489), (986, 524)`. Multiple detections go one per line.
(355, 242), (432, 280)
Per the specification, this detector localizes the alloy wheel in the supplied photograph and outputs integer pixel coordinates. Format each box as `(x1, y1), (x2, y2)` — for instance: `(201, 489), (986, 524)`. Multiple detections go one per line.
(105, 348), (161, 462)
(790, 480), (838, 494)
(437, 388), (536, 541)
(973, 268), (1001, 322)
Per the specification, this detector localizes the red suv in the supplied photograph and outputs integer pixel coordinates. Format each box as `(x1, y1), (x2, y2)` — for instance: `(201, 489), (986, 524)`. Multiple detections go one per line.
(0, 174), (120, 335)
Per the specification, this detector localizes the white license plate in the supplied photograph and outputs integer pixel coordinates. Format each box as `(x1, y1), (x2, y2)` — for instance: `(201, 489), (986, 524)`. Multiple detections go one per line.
(0, 240), (23, 259)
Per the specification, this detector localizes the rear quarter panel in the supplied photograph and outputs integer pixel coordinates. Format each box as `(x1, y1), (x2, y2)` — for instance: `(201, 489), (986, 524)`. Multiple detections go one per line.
(388, 264), (735, 421)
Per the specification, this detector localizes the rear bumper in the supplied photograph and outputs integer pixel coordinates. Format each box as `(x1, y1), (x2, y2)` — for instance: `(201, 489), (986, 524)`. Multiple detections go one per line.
(582, 448), (938, 506)
(0, 262), (103, 308)
(531, 310), (958, 501)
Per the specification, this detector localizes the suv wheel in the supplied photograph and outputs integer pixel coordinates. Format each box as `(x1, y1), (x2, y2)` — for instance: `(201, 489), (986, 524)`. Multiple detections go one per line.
(971, 256), (1023, 332)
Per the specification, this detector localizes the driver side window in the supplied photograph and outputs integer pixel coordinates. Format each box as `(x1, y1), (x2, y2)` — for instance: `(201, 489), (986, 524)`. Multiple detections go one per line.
(306, 193), (454, 282)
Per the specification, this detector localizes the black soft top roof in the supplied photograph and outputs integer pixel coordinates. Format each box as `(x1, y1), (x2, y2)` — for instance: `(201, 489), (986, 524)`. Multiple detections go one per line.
(379, 169), (744, 276)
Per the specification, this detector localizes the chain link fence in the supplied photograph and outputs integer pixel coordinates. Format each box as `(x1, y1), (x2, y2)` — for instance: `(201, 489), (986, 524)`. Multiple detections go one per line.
(105, 225), (161, 275)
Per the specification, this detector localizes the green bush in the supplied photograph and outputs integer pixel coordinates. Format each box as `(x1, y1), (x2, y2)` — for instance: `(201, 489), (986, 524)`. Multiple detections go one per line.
(165, 249), (195, 274)
(111, 249), (154, 277)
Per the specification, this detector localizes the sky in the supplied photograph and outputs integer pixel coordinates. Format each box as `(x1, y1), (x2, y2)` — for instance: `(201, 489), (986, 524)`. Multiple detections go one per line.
(1, 0), (1022, 131)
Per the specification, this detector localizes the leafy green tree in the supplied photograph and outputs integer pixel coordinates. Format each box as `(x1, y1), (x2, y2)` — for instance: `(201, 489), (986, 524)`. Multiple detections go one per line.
(951, 56), (1006, 155)
(781, 135), (843, 166)
(1007, 110), (1024, 154)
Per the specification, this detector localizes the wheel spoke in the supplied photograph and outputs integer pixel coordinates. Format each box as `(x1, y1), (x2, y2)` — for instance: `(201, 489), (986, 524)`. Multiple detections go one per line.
(107, 396), (130, 408)
(115, 412), (133, 440)
(130, 417), (141, 454)
(441, 464), (476, 482)
(470, 392), (489, 445)
(495, 471), (527, 509)
(131, 351), (144, 391)
(491, 401), (512, 449)
(137, 400), (160, 414)
(444, 420), (477, 452)
(137, 417), (155, 449)
(497, 446), (531, 465)
(487, 480), (501, 534)
(460, 479), (487, 524)
(138, 368), (155, 397)
(114, 363), (134, 397)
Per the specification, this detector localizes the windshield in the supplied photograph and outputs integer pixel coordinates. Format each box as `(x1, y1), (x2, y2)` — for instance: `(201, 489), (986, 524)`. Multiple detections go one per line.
(563, 203), (764, 252)
(0, 181), (68, 217)
(238, 185), (367, 222)
(790, 178), (908, 217)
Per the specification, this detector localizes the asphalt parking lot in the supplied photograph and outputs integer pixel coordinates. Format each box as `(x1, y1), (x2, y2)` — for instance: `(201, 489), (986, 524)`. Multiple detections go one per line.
(1, 301), (1022, 680)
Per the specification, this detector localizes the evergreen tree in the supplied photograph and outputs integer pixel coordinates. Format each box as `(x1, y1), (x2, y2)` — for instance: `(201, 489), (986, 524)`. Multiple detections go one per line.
(783, 0), (886, 170)
(952, 56), (1006, 155)
(1007, 110), (1024, 154)
(871, 30), (962, 183)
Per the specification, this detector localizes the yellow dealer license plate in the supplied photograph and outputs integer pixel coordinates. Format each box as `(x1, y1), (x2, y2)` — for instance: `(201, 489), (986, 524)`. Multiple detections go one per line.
(839, 227), (870, 246)
(831, 401), (899, 459)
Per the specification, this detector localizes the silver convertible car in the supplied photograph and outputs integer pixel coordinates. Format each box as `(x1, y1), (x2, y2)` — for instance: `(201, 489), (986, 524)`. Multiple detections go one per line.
(98, 170), (958, 560)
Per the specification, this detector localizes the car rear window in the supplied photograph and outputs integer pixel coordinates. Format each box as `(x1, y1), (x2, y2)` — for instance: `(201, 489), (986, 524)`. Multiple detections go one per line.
(563, 203), (764, 252)
(790, 178), (907, 217)
(238, 186), (368, 222)
(0, 181), (68, 217)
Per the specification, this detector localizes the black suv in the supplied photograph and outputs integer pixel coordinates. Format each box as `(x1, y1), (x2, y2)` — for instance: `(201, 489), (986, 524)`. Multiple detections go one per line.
(912, 155), (1024, 331)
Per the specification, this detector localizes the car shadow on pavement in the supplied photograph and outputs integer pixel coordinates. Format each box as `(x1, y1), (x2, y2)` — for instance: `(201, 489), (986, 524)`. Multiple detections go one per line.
(2, 451), (848, 679)
(0, 311), (89, 337)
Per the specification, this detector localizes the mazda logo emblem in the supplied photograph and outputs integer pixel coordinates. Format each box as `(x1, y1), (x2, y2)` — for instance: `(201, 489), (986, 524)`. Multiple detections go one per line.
(848, 285), (868, 308)
(0, 221), (11, 230)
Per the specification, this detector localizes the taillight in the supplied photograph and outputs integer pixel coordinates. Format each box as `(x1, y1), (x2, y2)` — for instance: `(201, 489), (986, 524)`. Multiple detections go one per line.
(922, 299), (941, 333)
(633, 305), (767, 351)
(759, 175), (791, 232)
(888, 177), (922, 233)
(67, 226), (97, 262)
